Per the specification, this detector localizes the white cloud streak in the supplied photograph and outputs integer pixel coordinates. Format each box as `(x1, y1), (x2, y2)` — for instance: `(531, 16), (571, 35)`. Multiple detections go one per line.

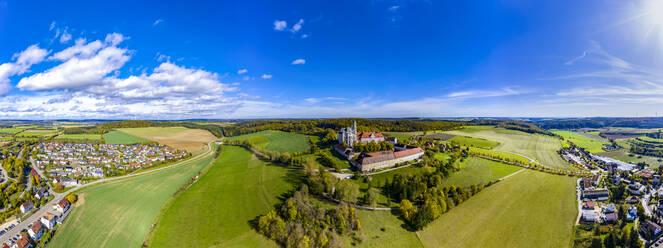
(273, 20), (287, 31)
(291, 58), (306, 65)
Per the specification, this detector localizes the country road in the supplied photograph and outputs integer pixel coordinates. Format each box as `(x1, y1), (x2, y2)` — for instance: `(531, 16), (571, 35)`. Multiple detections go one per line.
(0, 141), (214, 246)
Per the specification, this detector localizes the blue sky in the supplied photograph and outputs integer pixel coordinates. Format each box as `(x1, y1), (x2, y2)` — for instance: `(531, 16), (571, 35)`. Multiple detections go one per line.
(1, 0), (663, 119)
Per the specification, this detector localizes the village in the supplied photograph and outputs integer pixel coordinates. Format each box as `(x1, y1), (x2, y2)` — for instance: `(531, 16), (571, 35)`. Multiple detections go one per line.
(563, 145), (663, 246)
(31, 142), (189, 185)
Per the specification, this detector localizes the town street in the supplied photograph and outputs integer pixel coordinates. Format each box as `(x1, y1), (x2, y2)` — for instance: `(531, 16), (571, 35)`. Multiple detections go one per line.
(0, 142), (213, 245)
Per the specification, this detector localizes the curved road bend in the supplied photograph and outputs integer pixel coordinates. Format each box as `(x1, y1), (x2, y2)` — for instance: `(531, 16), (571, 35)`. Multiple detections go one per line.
(0, 142), (214, 245)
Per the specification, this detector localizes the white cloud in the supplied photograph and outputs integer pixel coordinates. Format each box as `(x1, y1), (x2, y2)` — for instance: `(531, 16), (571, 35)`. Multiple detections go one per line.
(155, 52), (170, 62)
(291, 19), (304, 33)
(261, 74), (272, 79)
(17, 33), (131, 91)
(274, 20), (287, 31)
(49, 21), (56, 31)
(59, 28), (72, 43)
(301, 34), (308, 38)
(291, 58), (306, 65)
(304, 97), (347, 104)
(237, 68), (248, 74)
(0, 44), (50, 95)
(446, 87), (521, 98)
(389, 5), (400, 11)
(153, 19), (164, 26)
(1, 31), (244, 119)
(564, 50), (587, 65)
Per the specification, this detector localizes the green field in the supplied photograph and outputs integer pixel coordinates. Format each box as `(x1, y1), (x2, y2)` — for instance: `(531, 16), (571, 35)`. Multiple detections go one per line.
(597, 150), (663, 167)
(103, 130), (150, 144)
(448, 135), (500, 149)
(553, 130), (609, 153)
(638, 136), (663, 143)
(15, 129), (59, 137)
(225, 130), (309, 153)
(445, 126), (571, 169)
(417, 170), (577, 247)
(55, 134), (102, 141)
(0, 127), (29, 134)
(48, 149), (215, 248)
(442, 157), (522, 187)
(147, 146), (301, 247)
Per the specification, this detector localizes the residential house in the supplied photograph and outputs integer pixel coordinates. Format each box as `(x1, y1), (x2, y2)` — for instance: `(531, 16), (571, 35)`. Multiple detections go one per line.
(40, 212), (57, 229)
(54, 198), (70, 214)
(11, 233), (32, 248)
(604, 203), (616, 213)
(627, 196), (639, 204)
(582, 201), (596, 210)
(27, 220), (43, 241)
(582, 189), (610, 201)
(628, 183), (646, 196)
(628, 205), (637, 221)
(604, 212), (618, 223)
(582, 211), (597, 222)
(34, 187), (49, 200)
(641, 220), (662, 239)
(20, 201), (33, 214)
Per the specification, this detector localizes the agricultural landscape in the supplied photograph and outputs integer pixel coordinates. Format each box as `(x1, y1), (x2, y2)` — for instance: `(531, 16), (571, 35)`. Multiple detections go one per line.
(4, 1), (663, 247)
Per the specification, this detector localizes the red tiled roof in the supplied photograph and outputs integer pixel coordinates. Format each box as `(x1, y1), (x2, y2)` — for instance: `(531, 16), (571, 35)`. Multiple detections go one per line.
(58, 198), (70, 208)
(394, 147), (424, 158)
(31, 220), (42, 233)
(357, 132), (384, 139)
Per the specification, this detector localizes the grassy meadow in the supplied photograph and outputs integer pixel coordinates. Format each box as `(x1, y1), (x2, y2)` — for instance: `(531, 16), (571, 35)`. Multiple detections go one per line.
(442, 157), (522, 187)
(225, 130), (310, 153)
(48, 149), (216, 248)
(103, 130), (150, 144)
(448, 135), (500, 149)
(146, 146), (302, 247)
(444, 126), (571, 169)
(417, 169), (577, 248)
(55, 134), (102, 141)
(118, 127), (216, 152)
(552, 130), (609, 153)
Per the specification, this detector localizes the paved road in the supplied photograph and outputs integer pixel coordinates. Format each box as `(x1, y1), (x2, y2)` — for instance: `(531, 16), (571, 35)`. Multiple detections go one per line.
(0, 142), (213, 245)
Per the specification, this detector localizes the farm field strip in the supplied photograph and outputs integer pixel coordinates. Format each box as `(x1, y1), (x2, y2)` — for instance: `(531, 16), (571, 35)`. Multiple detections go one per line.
(103, 130), (150, 144)
(118, 127), (216, 152)
(444, 127), (571, 169)
(552, 130), (609, 153)
(225, 130), (310, 153)
(48, 147), (216, 248)
(146, 146), (299, 247)
(417, 169), (577, 248)
(442, 157), (522, 187)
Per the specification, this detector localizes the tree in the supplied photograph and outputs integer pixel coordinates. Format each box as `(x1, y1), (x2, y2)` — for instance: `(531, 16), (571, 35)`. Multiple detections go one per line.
(399, 199), (416, 222)
(604, 232), (616, 248)
(629, 226), (642, 248)
(54, 182), (64, 191)
(590, 238), (602, 248)
(335, 180), (360, 203)
(66, 193), (77, 203)
(364, 188), (378, 208)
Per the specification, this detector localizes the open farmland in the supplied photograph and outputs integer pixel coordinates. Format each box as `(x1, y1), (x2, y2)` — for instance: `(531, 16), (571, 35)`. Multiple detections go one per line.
(103, 130), (150, 144)
(15, 129), (59, 137)
(55, 134), (102, 141)
(48, 149), (216, 248)
(146, 146), (301, 247)
(444, 126), (571, 169)
(448, 135), (500, 149)
(442, 157), (522, 187)
(118, 127), (216, 152)
(552, 130), (609, 153)
(417, 170), (577, 248)
(225, 130), (309, 153)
